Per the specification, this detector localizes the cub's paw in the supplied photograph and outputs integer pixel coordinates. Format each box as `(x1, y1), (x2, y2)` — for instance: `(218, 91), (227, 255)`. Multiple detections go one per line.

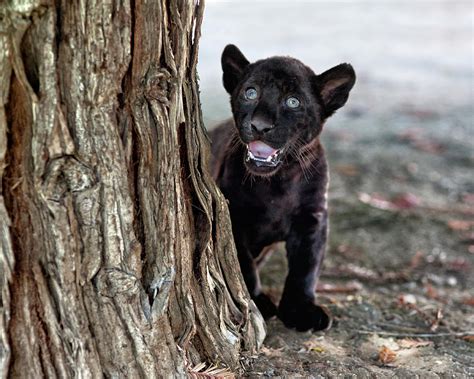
(278, 299), (332, 332)
(253, 293), (278, 319)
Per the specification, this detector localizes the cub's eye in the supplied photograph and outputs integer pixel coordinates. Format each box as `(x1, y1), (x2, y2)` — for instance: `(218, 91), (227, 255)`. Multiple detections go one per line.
(245, 87), (258, 100)
(286, 97), (300, 109)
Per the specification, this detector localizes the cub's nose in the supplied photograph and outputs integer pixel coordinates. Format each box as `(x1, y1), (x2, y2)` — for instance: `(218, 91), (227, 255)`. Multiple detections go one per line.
(251, 117), (274, 134)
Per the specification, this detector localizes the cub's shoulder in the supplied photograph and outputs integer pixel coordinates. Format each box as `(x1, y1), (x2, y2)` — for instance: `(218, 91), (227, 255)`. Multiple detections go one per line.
(209, 118), (234, 145)
(208, 118), (235, 179)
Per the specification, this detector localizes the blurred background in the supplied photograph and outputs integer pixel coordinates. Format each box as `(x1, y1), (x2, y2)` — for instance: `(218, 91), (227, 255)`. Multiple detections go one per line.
(199, 0), (472, 123)
(198, 1), (473, 376)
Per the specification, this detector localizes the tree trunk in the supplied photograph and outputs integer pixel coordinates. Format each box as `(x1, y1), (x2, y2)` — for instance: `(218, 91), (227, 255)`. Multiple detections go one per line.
(0, 1), (265, 377)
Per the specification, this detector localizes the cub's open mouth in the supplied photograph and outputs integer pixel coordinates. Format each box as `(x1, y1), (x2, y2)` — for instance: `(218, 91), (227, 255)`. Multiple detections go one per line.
(245, 141), (284, 169)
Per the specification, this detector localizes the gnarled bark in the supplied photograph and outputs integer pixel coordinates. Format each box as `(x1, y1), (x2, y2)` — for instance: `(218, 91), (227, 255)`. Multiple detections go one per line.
(0, 1), (265, 377)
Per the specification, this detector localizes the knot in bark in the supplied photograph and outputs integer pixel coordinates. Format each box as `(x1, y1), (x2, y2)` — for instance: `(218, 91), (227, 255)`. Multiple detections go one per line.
(145, 67), (172, 104)
(96, 268), (142, 299)
(42, 156), (96, 201)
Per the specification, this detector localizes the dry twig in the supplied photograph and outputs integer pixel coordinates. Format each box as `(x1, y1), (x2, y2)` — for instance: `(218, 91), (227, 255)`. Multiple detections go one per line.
(356, 330), (474, 338)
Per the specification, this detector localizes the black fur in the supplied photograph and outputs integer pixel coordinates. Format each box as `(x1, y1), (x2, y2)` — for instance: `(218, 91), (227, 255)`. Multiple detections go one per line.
(210, 44), (355, 331)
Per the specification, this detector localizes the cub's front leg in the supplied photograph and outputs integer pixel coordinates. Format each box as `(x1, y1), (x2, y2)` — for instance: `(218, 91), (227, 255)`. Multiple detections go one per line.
(278, 209), (332, 331)
(234, 239), (278, 319)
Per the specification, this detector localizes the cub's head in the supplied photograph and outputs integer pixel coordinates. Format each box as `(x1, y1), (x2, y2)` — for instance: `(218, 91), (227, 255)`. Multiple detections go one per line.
(222, 44), (355, 176)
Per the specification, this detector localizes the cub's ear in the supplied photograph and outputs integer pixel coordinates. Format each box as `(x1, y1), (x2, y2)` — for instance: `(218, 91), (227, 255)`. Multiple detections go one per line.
(221, 44), (250, 94)
(315, 63), (356, 118)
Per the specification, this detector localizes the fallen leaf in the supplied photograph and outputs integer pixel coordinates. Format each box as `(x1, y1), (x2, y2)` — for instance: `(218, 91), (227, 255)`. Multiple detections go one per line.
(359, 192), (394, 210)
(398, 128), (424, 140)
(403, 109), (438, 120)
(359, 192), (421, 211)
(429, 308), (443, 332)
(324, 265), (408, 283)
(345, 294), (362, 302)
(335, 244), (362, 258)
(462, 297), (474, 306)
(462, 193), (474, 204)
(311, 346), (325, 353)
(378, 346), (397, 364)
(188, 363), (235, 379)
(405, 162), (419, 174)
(317, 282), (362, 293)
(461, 231), (474, 243)
(334, 164), (359, 177)
(409, 251), (425, 269)
(447, 220), (474, 231)
(462, 336), (474, 342)
(327, 130), (353, 141)
(302, 340), (313, 350)
(391, 193), (421, 209)
(445, 257), (470, 272)
(398, 294), (417, 306)
(398, 339), (433, 349)
(335, 264), (379, 280)
(424, 284), (438, 300)
(301, 341), (325, 353)
(398, 129), (444, 154)
(412, 140), (444, 154)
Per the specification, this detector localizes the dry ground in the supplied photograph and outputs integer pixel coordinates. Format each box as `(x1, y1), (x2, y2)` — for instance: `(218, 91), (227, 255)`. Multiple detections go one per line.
(198, 3), (472, 375)
(241, 106), (473, 378)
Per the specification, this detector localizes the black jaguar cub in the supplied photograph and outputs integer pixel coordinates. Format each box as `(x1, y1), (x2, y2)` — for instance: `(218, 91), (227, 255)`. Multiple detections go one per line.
(210, 45), (355, 331)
